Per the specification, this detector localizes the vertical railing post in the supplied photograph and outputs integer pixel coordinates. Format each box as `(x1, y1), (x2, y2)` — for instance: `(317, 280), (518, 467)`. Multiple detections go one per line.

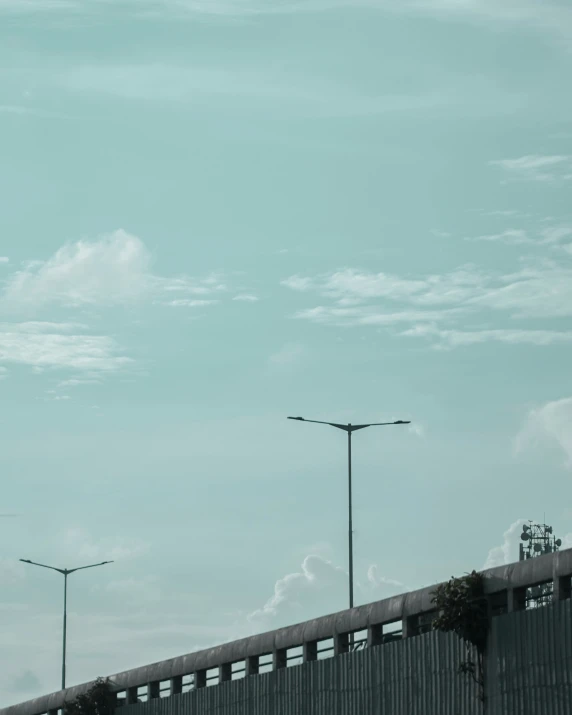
(367, 623), (383, 647)
(303, 641), (317, 662)
(194, 670), (207, 689)
(219, 663), (232, 682)
(507, 587), (526, 612)
(245, 656), (259, 676)
(273, 648), (287, 670)
(401, 616), (415, 639)
(170, 675), (183, 696)
(334, 632), (350, 656)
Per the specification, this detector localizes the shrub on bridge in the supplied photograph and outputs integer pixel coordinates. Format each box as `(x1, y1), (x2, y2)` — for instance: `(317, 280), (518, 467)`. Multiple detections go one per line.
(430, 570), (488, 703)
(63, 677), (115, 715)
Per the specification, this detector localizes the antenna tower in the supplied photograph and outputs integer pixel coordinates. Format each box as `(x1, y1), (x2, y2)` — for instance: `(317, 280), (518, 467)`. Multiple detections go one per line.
(520, 519), (562, 608)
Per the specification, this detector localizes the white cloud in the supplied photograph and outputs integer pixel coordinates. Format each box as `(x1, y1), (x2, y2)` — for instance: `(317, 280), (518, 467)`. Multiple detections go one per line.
(282, 256), (572, 347)
(490, 155), (572, 182)
(165, 299), (218, 307)
(1, 231), (227, 312)
(0, 257), (9, 264)
(483, 519), (572, 570)
(232, 294), (259, 302)
(467, 260), (572, 318)
(515, 397), (572, 467)
(466, 229), (532, 245)
(283, 266), (491, 307)
(541, 225), (572, 244)
(401, 325), (572, 348)
(56, 377), (102, 388)
(247, 554), (409, 631)
(293, 306), (465, 327)
(364, 565), (410, 598)
(485, 210), (518, 217)
(482, 519), (525, 569)
(3, 231), (151, 309)
(0, 322), (131, 373)
(0, 366), (7, 380)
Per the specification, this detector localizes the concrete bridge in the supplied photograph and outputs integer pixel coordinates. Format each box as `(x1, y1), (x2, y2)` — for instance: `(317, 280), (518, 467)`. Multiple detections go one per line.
(3, 548), (572, 715)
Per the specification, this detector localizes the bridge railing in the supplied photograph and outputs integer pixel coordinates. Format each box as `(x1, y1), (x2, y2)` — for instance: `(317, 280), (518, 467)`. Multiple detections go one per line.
(2, 548), (571, 715)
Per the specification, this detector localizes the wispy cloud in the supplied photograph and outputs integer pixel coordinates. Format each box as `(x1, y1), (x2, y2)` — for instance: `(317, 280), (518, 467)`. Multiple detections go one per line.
(541, 225), (572, 244)
(282, 254), (572, 348)
(515, 397), (572, 468)
(465, 229), (532, 245)
(401, 325), (572, 349)
(165, 299), (219, 307)
(232, 294), (259, 302)
(0, 257), (9, 264)
(56, 377), (102, 388)
(490, 155), (572, 182)
(4, 0), (572, 44)
(0, 322), (131, 374)
(292, 306), (466, 327)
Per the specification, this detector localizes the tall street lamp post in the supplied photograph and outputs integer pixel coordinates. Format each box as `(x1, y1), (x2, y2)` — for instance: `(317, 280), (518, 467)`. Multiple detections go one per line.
(287, 416), (410, 612)
(20, 558), (113, 690)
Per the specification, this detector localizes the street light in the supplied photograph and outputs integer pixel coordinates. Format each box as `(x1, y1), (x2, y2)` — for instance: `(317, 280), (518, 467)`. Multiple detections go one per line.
(287, 416), (410, 612)
(20, 558), (113, 690)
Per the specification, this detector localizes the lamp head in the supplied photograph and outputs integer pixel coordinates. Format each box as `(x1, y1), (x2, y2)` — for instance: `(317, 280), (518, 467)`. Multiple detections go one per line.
(20, 559), (32, 563)
(394, 420), (410, 424)
(287, 416), (305, 421)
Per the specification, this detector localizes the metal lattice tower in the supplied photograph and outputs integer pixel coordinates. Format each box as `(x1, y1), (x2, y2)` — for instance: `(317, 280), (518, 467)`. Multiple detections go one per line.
(520, 520), (563, 608)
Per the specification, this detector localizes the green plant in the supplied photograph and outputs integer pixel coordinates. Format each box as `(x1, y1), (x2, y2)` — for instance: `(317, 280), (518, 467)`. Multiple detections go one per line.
(431, 570), (489, 703)
(63, 677), (116, 715)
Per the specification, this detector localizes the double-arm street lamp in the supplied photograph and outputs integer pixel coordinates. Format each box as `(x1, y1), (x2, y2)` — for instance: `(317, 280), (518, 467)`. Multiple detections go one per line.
(20, 558), (113, 690)
(287, 416), (410, 611)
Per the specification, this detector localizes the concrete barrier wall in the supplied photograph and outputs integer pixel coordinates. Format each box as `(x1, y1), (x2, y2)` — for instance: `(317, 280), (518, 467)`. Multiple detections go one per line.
(3, 548), (572, 715)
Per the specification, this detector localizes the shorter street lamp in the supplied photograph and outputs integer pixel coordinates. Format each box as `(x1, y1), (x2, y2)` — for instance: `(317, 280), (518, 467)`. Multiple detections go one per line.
(20, 558), (113, 690)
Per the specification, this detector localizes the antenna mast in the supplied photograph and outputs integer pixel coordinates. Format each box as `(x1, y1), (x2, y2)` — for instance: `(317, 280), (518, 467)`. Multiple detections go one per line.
(520, 519), (562, 608)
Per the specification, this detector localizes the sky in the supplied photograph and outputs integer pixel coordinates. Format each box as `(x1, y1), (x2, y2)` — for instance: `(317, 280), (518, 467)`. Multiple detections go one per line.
(1, 0), (572, 706)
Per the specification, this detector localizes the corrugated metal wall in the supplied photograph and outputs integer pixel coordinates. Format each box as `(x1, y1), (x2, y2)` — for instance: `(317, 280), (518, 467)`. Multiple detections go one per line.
(123, 631), (481, 715)
(487, 596), (572, 715)
(120, 599), (572, 715)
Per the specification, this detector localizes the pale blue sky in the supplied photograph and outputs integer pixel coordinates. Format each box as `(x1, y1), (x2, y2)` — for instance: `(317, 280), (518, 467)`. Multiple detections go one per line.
(2, 0), (572, 706)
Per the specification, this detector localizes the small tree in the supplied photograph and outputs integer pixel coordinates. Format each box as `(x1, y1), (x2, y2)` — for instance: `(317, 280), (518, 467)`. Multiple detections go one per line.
(431, 570), (489, 703)
(63, 677), (116, 715)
